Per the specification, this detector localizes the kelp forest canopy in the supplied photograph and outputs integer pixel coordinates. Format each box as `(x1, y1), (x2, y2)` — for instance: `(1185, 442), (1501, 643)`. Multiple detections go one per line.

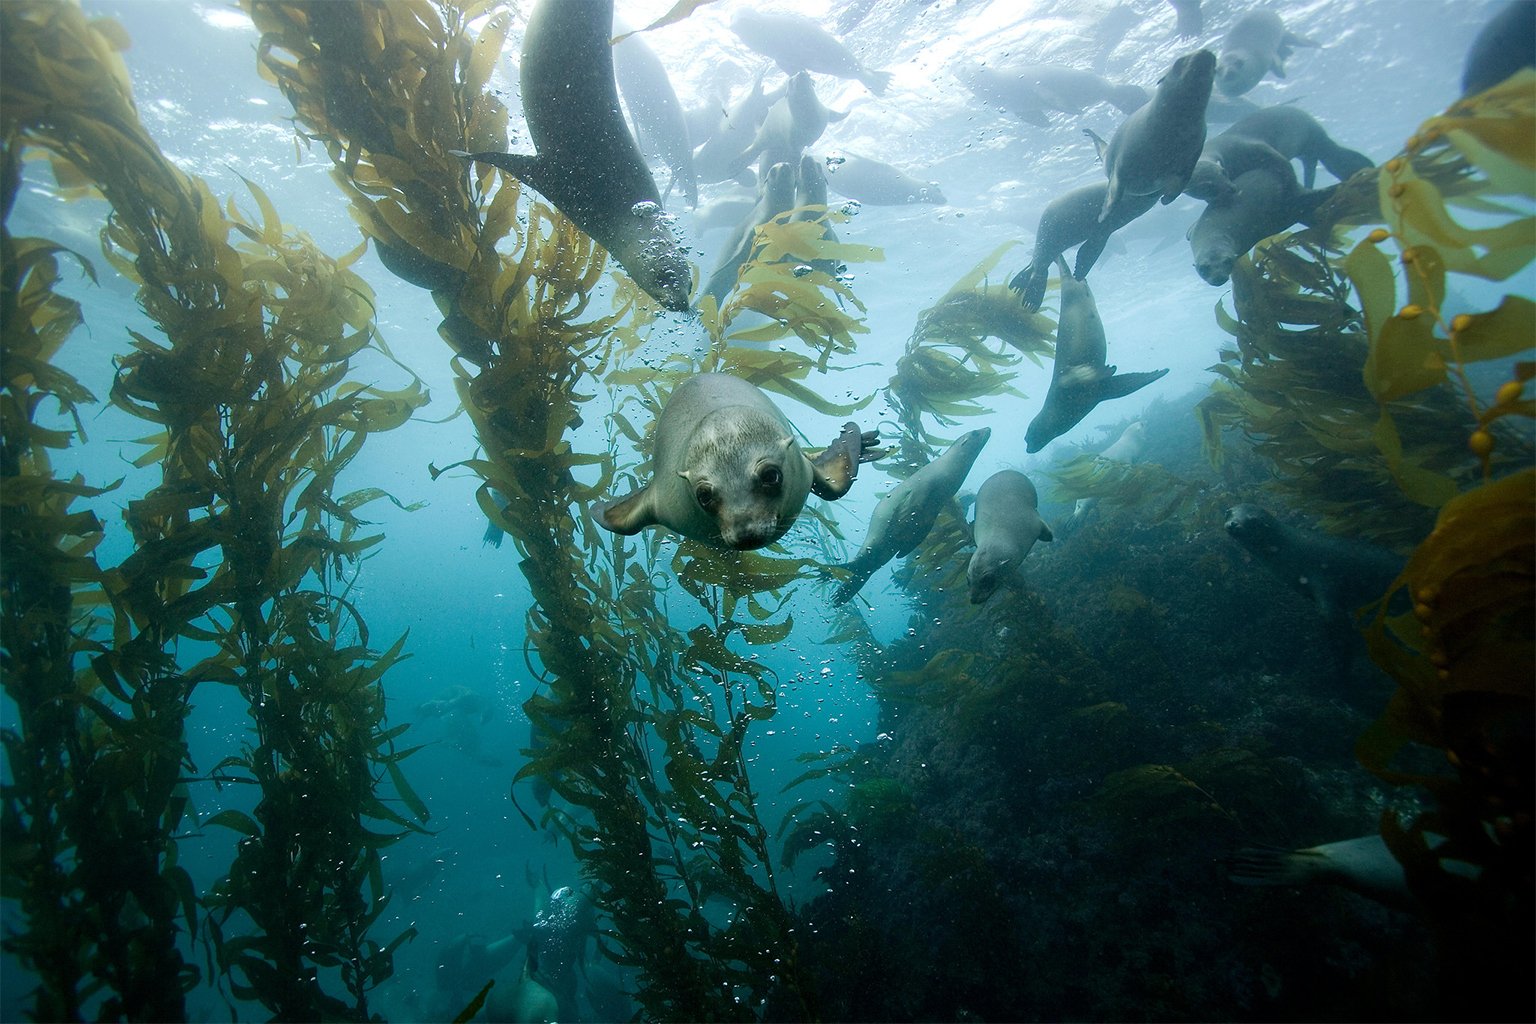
(0, 1), (1532, 1022)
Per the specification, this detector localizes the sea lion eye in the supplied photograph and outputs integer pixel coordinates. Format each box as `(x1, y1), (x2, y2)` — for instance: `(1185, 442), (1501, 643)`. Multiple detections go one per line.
(758, 465), (783, 489)
(694, 482), (717, 509)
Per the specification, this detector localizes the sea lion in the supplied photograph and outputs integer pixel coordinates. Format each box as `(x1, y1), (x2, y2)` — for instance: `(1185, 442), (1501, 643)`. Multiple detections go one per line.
(730, 10), (893, 95)
(594, 372), (879, 550)
(1462, 0), (1536, 96)
(1185, 134), (1294, 204)
(1215, 10), (1319, 97)
(967, 469), (1052, 604)
(1219, 106), (1375, 188)
(740, 71), (847, 174)
(1063, 419), (1146, 534)
(824, 151), (946, 205)
(612, 26), (698, 207)
(702, 160), (798, 304)
(1097, 48), (1215, 223)
(693, 68), (772, 186)
(1229, 835), (1417, 910)
(1105, 47), (1210, 222)
(791, 153), (845, 280)
(1025, 260), (1168, 453)
(832, 427), (992, 606)
(957, 63), (1146, 128)
(689, 192), (756, 236)
(1009, 182), (1158, 311)
(457, 0), (692, 311)
(1187, 165), (1336, 286)
(1222, 503), (1403, 630)
(1167, 0), (1202, 38)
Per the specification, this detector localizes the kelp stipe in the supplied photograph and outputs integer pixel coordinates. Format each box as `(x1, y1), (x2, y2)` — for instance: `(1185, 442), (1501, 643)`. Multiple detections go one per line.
(245, 2), (841, 1017)
(2, 2), (430, 1019)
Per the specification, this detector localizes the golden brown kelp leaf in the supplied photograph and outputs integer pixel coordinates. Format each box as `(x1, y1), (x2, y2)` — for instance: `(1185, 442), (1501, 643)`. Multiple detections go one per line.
(1362, 468), (1535, 773)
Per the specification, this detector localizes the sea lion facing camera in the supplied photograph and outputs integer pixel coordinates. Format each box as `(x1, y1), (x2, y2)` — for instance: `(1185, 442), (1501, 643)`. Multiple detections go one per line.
(456, 0), (692, 311)
(1216, 10), (1318, 97)
(967, 469), (1053, 604)
(595, 373), (879, 550)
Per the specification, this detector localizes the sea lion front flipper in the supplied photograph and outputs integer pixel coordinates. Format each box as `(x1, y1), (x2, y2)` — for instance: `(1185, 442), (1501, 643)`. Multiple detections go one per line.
(1039, 522), (1054, 543)
(592, 486), (661, 536)
(1082, 127), (1110, 163)
(454, 150), (553, 197)
(810, 423), (881, 500)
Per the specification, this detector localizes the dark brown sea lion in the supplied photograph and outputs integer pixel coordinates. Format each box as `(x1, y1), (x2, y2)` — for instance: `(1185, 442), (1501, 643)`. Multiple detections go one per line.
(456, 0), (692, 311)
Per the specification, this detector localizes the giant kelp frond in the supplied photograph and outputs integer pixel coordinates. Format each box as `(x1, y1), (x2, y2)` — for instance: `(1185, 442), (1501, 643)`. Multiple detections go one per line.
(1200, 72), (1534, 546)
(889, 246), (1056, 461)
(1046, 450), (1211, 527)
(4, 3), (428, 1019)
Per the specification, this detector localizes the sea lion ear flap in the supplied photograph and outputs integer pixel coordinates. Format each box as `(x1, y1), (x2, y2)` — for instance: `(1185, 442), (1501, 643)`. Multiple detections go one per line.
(591, 486), (659, 536)
(810, 421), (881, 500)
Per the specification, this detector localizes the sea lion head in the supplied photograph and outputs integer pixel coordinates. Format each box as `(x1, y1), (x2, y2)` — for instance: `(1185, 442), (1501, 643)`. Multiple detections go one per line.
(1164, 48), (1217, 98)
(683, 415), (810, 550)
(1215, 50), (1260, 98)
(1192, 229), (1238, 285)
(1224, 503), (1279, 545)
(967, 552), (1012, 605)
(619, 201), (694, 312)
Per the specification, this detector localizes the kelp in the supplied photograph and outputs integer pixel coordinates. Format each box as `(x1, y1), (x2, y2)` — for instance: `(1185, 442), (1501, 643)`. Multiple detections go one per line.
(246, 1), (832, 1018)
(888, 244), (1055, 468)
(3, 2), (428, 1019)
(1199, 71), (1534, 547)
(1045, 448), (1210, 528)
(1203, 66), (1534, 1013)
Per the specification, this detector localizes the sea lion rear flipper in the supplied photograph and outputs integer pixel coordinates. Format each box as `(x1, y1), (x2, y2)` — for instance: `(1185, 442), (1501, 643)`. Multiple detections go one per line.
(591, 486), (660, 536)
(810, 422), (881, 500)
(1097, 367), (1170, 402)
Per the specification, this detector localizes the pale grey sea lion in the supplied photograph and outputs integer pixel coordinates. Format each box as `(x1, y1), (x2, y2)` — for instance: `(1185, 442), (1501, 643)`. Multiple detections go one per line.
(1063, 419), (1146, 534)
(1185, 133), (1294, 204)
(740, 71), (847, 175)
(957, 63), (1146, 128)
(1187, 165), (1336, 285)
(612, 26), (698, 207)
(1025, 260), (1168, 453)
(595, 373), (879, 550)
(730, 9), (893, 95)
(1215, 10), (1319, 97)
(832, 427), (992, 606)
(1462, 0), (1536, 96)
(1009, 182), (1158, 312)
(693, 68), (773, 185)
(823, 151), (946, 205)
(457, 0), (692, 311)
(702, 160), (798, 304)
(1098, 48), (1215, 223)
(689, 192), (756, 236)
(967, 469), (1052, 604)
(1230, 835), (1417, 910)
(1219, 106), (1374, 189)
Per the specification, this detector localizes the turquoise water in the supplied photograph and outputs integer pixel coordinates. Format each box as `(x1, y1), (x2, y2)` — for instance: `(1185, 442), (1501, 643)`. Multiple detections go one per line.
(2, 0), (1530, 1020)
